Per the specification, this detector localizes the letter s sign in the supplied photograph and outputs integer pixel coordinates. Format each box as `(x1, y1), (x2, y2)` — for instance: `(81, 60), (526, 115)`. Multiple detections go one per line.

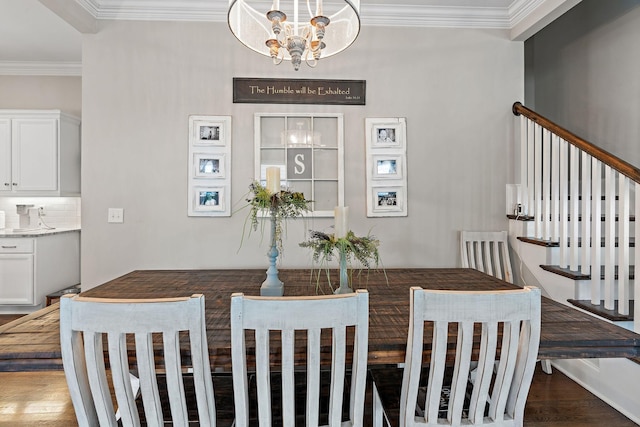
(287, 148), (312, 179)
(294, 154), (305, 175)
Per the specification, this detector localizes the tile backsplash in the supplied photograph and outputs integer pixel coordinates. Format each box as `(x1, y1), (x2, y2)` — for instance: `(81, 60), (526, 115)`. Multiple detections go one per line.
(0, 197), (81, 229)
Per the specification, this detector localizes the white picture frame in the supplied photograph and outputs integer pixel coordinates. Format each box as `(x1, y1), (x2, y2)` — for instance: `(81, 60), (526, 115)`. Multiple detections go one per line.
(190, 117), (228, 147)
(370, 186), (405, 215)
(194, 153), (225, 179)
(369, 120), (405, 149)
(188, 115), (231, 216)
(365, 117), (408, 217)
(192, 187), (225, 212)
(372, 154), (402, 180)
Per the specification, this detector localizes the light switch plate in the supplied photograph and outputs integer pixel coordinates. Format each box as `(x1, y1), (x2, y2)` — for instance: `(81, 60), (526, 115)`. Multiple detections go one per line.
(108, 208), (124, 223)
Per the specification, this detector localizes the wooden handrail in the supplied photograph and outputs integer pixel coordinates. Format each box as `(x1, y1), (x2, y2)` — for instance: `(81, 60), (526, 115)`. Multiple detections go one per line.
(513, 102), (640, 184)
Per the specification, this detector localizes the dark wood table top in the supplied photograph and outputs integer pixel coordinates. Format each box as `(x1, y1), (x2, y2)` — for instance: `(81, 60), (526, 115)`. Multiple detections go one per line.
(0, 268), (639, 372)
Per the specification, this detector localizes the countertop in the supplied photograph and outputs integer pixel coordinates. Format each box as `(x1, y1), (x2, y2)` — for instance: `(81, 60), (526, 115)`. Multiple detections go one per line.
(0, 227), (80, 238)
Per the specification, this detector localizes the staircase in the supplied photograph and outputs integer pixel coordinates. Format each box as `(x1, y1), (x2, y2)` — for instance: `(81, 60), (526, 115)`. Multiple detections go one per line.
(507, 102), (640, 423)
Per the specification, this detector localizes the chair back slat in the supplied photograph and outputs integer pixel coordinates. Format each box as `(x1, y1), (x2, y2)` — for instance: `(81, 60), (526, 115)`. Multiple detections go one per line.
(468, 321), (498, 424)
(231, 290), (369, 427)
(307, 328), (322, 426)
(448, 321), (473, 423)
(254, 328), (273, 426)
(423, 321), (446, 423)
(84, 332), (117, 426)
(400, 286), (541, 427)
(107, 332), (140, 427)
(282, 329), (296, 426)
(163, 331), (189, 424)
(60, 294), (216, 426)
(135, 334), (163, 425)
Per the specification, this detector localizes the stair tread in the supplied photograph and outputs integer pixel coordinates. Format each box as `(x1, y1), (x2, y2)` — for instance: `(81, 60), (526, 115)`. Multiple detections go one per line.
(508, 214), (636, 222)
(540, 264), (635, 281)
(567, 299), (634, 322)
(518, 236), (635, 248)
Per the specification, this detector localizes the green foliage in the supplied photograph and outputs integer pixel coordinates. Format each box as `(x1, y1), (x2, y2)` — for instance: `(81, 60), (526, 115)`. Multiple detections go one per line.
(299, 229), (384, 292)
(241, 181), (311, 254)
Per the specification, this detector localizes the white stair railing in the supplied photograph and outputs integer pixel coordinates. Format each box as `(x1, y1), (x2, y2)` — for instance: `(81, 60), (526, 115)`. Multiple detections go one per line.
(513, 102), (640, 331)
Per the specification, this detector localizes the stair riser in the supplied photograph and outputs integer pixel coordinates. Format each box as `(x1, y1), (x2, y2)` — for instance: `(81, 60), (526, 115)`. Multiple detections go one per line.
(528, 244), (636, 269)
(575, 279), (636, 301)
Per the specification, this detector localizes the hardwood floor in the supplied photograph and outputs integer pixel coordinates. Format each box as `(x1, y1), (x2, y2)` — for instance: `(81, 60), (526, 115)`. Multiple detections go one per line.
(0, 315), (637, 426)
(0, 366), (636, 426)
(0, 314), (23, 325)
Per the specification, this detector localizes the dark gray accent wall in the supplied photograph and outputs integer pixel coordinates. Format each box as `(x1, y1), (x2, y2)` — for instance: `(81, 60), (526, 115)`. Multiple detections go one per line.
(525, 0), (640, 165)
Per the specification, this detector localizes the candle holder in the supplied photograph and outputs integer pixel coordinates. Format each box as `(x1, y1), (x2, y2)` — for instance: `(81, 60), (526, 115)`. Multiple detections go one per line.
(261, 209), (284, 296)
(334, 246), (351, 294)
(299, 230), (383, 294)
(241, 181), (311, 296)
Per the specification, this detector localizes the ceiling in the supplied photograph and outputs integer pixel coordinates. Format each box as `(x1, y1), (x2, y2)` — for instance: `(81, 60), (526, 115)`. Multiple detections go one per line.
(0, 0), (581, 76)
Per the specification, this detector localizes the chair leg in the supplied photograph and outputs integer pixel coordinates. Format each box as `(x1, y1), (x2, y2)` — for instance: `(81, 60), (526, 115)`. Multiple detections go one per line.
(541, 360), (553, 374)
(372, 381), (386, 427)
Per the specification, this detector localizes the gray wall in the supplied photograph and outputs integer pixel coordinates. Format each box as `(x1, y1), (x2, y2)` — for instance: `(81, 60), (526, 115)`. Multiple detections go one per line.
(0, 76), (81, 118)
(79, 21), (523, 289)
(526, 0), (640, 165)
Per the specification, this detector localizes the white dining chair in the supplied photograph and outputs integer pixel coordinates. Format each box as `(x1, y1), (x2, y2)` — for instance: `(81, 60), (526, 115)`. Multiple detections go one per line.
(231, 290), (369, 427)
(460, 231), (514, 284)
(371, 286), (541, 427)
(60, 293), (219, 426)
(460, 230), (551, 375)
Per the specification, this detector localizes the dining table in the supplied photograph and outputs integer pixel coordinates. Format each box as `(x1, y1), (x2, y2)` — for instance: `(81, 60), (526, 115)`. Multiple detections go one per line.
(0, 268), (639, 372)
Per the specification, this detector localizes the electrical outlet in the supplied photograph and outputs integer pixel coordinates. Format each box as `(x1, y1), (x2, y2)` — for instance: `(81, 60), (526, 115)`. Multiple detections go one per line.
(108, 208), (124, 223)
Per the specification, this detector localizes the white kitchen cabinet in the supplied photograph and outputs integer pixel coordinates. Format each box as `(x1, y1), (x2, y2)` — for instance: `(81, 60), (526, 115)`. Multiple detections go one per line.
(0, 110), (81, 196)
(0, 231), (80, 313)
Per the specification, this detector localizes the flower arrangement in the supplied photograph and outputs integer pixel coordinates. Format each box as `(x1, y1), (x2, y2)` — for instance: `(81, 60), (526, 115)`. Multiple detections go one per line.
(242, 180), (311, 253)
(299, 229), (383, 293)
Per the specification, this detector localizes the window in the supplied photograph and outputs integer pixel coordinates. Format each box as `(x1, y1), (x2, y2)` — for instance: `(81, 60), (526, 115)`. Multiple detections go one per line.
(254, 113), (344, 217)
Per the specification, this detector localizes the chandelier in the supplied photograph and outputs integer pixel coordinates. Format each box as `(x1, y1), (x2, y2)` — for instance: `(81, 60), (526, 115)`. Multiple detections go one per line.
(228, 0), (361, 71)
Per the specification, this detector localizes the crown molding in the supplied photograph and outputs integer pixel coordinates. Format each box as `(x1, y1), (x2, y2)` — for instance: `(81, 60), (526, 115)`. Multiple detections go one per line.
(76, 1), (515, 28)
(50, 0), (582, 30)
(359, 4), (510, 28)
(86, 0), (228, 22)
(0, 61), (82, 77)
(509, 0), (582, 40)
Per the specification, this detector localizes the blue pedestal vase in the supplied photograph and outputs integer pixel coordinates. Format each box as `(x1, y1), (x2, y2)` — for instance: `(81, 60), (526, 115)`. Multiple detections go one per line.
(260, 214), (284, 296)
(334, 249), (352, 294)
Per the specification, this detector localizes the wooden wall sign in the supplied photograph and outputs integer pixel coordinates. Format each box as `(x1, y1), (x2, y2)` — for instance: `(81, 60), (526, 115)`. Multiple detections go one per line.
(233, 78), (366, 105)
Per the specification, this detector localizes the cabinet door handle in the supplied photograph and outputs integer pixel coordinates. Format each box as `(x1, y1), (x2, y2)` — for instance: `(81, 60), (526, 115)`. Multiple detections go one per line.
(12, 183), (17, 186)
(3, 183), (9, 187)
(1, 245), (18, 249)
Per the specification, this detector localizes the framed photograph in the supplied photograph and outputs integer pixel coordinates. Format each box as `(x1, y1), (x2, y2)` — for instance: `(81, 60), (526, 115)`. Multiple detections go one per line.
(194, 153), (225, 179)
(369, 186), (406, 216)
(189, 116), (230, 147)
(372, 155), (402, 179)
(192, 187), (225, 213)
(367, 118), (406, 149)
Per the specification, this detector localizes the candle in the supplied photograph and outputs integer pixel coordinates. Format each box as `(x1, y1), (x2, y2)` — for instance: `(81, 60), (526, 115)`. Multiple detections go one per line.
(334, 206), (349, 238)
(266, 166), (280, 194)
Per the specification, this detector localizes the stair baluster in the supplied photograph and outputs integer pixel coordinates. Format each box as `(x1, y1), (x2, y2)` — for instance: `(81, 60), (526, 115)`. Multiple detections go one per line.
(512, 102), (638, 331)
